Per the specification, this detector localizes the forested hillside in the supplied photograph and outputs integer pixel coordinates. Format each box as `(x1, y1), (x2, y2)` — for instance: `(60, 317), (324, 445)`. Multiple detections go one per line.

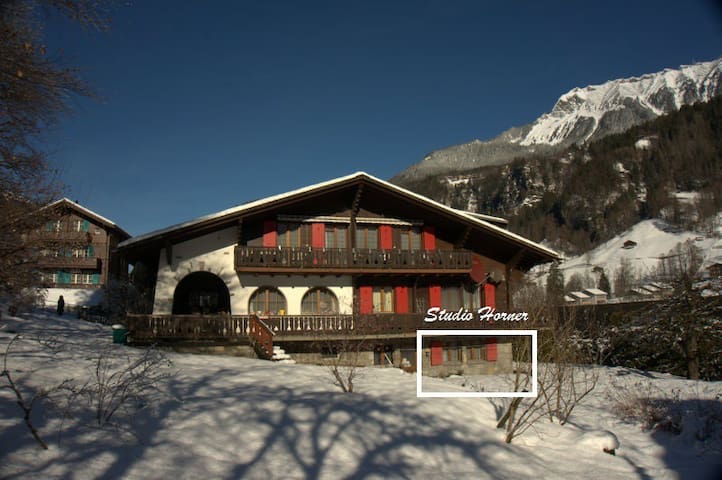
(397, 96), (722, 254)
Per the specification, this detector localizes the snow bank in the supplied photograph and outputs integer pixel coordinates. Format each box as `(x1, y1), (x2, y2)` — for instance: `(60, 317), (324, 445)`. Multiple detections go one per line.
(1, 310), (721, 479)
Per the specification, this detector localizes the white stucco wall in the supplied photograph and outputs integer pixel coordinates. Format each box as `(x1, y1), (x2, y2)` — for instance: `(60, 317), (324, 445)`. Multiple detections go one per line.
(44, 287), (104, 307)
(236, 274), (353, 315)
(152, 227), (353, 315)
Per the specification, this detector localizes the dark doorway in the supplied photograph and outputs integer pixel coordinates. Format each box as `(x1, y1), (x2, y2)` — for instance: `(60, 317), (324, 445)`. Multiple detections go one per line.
(172, 272), (231, 314)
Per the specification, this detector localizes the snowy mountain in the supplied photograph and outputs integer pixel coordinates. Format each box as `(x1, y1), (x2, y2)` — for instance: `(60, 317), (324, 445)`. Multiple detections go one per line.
(393, 58), (721, 183)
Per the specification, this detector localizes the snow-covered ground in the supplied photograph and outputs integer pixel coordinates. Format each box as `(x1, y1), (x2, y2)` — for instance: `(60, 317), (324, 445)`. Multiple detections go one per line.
(545, 217), (722, 287)
(1, 310), (721, 479)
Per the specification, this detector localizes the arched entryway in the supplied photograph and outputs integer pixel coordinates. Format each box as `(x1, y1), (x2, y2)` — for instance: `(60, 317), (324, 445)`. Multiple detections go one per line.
(172, 272), (231, 314)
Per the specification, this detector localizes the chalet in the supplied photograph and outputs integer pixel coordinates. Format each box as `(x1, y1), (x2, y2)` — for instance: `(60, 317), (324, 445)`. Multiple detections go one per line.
(37, 198), (131, 310)
(566, 291), (593, 305)
(582, 288), (608, 304)
(117, 172), (558, 372)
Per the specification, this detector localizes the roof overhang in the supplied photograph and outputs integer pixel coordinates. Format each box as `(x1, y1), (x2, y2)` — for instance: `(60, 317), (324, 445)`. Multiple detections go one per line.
(117, 172), (560, 270)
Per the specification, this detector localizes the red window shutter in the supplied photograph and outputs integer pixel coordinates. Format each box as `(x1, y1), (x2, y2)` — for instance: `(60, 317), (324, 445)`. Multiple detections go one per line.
(471, 255), (485, 284)
(394, 286), (409, 313)
(311, 223), (325, 248)
(428, 285), (441, 308)
(379, 225), (393, 249)
(263, 220), (277, 247)
(484, 283), (496, 309)
(430, 341), (443, 366)
(486, 337), (497, 361)
(359, 286), (373, 314)
(423, 226), (436, 250)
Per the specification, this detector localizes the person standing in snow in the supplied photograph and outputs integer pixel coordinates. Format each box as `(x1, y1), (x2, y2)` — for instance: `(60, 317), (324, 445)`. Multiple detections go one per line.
(57, 295), (65, 316)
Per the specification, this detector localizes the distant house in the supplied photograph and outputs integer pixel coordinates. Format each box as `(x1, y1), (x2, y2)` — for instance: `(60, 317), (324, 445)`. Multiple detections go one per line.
(116, 172), (559, 371)
(622, 240), (637, 249)
(37, 198), (130, 309)
(705, 263), (722, 278)
(567, 291), (593, 305)
(582, 288), (608, 304)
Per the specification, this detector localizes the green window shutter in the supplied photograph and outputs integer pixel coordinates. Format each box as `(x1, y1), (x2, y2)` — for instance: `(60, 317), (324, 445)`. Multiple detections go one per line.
(87, 245), (95, 257)
(92, 273), (99, 285)
(83, 220), (89, 232)
(46, 221), (53, 231)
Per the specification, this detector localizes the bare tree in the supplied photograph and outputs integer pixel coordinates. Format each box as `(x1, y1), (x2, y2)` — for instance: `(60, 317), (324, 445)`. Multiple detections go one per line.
(497, 280), (599, 443)
(316, 334), (368, 394)
(0, 0), (114, 302)
(1, 335), (73, 449)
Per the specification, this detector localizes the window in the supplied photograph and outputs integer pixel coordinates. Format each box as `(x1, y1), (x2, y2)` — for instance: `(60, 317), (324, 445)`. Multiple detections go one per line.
(249, 287), (287, 315)
(444, 342), (462, 363)
(278, 222), (301, 247)
(73, 219), (89, 232)
(441, 285), (480, 310)
(46, 220), (62, 232)
(302, 288), (339, 314)
(467, 343), (487, 362)
(372, 286), (394, 312)
(71, 273), (96, 284)
(400, 227), (421, 250)
(324, 225), (347, 249)
(355, 225), (378, 249)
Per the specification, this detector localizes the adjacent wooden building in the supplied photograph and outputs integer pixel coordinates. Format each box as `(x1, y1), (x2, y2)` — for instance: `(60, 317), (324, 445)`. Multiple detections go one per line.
(117, 172), (558, 371)
(37, 198), (131, 309)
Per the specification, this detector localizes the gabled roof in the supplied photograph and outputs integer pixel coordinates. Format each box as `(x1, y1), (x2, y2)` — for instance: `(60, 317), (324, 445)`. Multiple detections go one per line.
(45, 198), (131, 239)
(118, 172), (559, 270)
(583, 288), (608, 296)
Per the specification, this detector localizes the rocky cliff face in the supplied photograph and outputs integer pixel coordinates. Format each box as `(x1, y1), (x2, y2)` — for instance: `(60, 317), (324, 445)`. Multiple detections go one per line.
(393, 58), (721, 184)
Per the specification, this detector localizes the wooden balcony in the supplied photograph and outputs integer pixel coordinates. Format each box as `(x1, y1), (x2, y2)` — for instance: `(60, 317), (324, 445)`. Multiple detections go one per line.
(125, 312), (502, 345)
(39, 231), (91, 242)
(37, 255), (100, 269)
(234, 246), (472, 274)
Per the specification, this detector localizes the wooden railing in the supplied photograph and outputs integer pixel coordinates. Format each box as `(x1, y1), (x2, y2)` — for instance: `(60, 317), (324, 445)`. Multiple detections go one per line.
(126, 314), (251, 343)
(125, 312), (513, 345)
(248, 315), (274, 359)
(235, 246), (472, 272)
(37, 256), (100, 268)
(38, 231), (91, 242)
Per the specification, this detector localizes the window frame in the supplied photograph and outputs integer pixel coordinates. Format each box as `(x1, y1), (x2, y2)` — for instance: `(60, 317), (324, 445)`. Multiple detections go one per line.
(301, 287), (339, 314)
(249, 286), (287, 315)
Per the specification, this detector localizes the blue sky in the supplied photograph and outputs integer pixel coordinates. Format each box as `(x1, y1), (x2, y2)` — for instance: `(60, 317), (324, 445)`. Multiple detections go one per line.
(43, 0), (722, 236)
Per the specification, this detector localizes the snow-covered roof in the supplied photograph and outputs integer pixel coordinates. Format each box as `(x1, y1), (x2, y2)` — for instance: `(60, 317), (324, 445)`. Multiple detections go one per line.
(451, 209), (508, 226)
(44, 198), (131, 239)
(569, 291), (591, 299)
(583, 288), (608, 296)
(118, 172), (560, 264)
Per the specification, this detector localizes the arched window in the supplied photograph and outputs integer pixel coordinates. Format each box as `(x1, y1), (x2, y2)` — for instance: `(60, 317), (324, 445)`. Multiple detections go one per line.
(301, 287), (339, 314)
(249, 287), (287, 315)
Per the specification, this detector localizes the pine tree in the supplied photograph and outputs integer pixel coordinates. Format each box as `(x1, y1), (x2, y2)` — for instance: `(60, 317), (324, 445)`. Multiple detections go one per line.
(546, 263), (565, 304)
(598, 271), (611, 295)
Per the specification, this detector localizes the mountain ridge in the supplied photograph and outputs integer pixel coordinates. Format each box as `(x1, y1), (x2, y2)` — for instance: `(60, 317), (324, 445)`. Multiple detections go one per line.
(393, 58), (721, 184)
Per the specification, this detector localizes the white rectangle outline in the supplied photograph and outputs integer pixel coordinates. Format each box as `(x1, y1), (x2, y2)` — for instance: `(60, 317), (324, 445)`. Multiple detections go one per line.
(416, 329), (538, 398)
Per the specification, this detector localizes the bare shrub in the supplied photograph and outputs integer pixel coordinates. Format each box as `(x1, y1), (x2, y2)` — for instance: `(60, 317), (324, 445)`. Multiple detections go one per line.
(314, 334), (368, 394)
(497, 281), (598, 443)
(62, 346), (173, 429)
(0, 335), (72, 449)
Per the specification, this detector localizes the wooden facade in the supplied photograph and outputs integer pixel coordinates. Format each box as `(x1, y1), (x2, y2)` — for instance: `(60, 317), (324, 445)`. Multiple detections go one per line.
(37, 198), (130, 304)
(117, 172), (558, 368)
